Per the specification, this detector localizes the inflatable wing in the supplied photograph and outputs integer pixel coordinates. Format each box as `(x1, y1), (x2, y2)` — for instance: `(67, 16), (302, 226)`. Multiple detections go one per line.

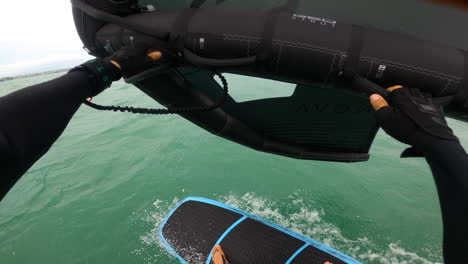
(71, 0), (468, 162)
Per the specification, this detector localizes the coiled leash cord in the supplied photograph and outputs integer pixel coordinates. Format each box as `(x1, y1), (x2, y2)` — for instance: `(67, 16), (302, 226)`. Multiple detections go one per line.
(83, 71), (229, 115)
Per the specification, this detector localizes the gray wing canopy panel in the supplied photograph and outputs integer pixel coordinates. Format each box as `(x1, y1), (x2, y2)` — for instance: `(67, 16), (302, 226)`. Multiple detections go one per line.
(71, 0), (468, 162)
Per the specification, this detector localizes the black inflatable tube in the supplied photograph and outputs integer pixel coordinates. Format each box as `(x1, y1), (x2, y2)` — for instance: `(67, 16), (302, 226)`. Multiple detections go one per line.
(70, 0), (154, 36)
(73, 0), (467, 110)
(71, 0), (468, 162)
(71, 0), (260, 67)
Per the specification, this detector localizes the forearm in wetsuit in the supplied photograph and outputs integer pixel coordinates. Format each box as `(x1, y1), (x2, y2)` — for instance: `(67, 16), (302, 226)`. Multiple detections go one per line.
(0, 70), (93, 200)
(424, 140), (468, 263)
(0, 44), (168, 201)
(370, 86), (468, 263)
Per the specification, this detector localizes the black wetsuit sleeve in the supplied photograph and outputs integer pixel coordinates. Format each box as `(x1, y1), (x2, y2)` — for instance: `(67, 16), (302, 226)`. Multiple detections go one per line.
(424, 140), (468, 263)
(0, 71), (93, 200)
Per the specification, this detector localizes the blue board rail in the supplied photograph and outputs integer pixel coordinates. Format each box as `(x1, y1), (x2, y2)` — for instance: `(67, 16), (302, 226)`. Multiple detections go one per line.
(160, 197), (363, 264)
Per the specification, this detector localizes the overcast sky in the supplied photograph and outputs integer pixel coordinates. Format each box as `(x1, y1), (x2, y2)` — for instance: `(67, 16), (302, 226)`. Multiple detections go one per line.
(0, 0), (92, 77)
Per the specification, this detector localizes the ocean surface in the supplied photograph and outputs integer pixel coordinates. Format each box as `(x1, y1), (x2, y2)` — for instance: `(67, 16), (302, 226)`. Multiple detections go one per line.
(1, 72), (467, 264)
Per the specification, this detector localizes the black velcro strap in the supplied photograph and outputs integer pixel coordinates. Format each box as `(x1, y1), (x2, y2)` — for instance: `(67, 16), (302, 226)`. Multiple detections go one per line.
(257, 0), (299, 63)
(343, 25), (366, 77)
(190, 0), (207, 8)
(169, 8), (199, 53)
(69, 58), (121, 96)
(216, 0), (228, 5)
(191, 0), (227, 8)
(463, 50), (468, 91)
(453, 49), (468, 107)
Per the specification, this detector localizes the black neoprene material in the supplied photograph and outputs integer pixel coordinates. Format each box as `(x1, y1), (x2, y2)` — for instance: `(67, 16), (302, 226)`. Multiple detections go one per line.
(0, 71), (92, 200)
(257, 0), (299, 63)
(374, 87), (468, 263)
(70, 58), (121, 96)
(424, 141), (468, 264)
(343, 25), (365, 77)
(169, 8), (198, 53)
(376, 88), (458, 149)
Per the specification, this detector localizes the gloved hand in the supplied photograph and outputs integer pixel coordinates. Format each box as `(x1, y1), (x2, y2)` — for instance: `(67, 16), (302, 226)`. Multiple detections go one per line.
(105, 41), (170, 79)
(71, 40), (173, 97)
(369, 86), (459, 156)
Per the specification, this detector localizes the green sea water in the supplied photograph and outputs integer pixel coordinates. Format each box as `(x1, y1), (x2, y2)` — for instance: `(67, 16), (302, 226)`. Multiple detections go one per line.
(1, 72), (467, 264)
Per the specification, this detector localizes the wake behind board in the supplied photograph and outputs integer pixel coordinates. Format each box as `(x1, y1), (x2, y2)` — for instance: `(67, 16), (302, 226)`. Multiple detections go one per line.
(160, 197), (362, 264)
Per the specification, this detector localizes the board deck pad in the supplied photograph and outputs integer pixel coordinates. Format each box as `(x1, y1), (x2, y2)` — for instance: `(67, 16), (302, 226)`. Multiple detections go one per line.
(160, 197), (362, 264)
